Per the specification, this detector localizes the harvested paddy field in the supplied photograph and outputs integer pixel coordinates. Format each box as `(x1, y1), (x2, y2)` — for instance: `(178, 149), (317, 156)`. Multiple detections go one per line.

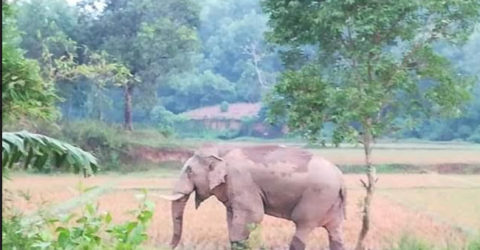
(4, 173), (479, 249)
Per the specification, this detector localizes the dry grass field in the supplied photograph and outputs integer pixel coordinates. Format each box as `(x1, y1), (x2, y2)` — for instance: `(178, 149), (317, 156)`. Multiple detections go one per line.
(4, 173), (480, 249)
(3, 142), (480, 249)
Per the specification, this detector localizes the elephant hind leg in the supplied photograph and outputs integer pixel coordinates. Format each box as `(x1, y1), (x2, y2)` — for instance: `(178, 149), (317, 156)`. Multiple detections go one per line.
(289, 223), (314, 250)
(324, 219), (345, 250)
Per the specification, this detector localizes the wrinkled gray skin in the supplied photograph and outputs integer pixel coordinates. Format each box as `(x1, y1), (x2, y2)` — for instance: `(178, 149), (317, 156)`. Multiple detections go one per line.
(161, 145), (346, 250)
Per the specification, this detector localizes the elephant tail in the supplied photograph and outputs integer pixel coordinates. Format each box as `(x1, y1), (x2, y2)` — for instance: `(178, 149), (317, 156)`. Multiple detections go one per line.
(340, 183), (347, 220)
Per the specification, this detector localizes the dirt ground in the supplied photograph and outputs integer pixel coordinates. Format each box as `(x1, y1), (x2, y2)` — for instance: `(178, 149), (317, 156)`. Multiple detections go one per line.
(4, 173), (479, 249)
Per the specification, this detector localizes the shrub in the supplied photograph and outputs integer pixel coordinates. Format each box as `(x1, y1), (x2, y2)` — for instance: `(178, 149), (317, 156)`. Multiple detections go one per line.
(466, 235), (480, 250)
(217, 129), (240, 140)
(220, 101), (229, 113)
(456, 125), (473, 140)
(467, 126), (480, 143)
(60, 121), (125, 171)
(2, 188), (155, 250)
(151, 105), (187, 134)
(387, 234), (433, 250)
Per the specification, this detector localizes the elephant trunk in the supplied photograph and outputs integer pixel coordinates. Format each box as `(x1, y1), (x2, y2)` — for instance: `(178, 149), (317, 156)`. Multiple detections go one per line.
(169, 172), (194, 248)
(171, 194), (190, 248)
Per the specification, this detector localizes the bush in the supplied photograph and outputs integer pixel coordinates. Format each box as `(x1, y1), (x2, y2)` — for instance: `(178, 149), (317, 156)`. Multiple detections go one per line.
(151, 105), (188, 135)
(466, 236), (480, 250)
(387, 234), (433, 250)
(456, 125), (473, 139)
(467, 126), (480, 143)
(220, 101), (229, 113)
(217, 129), (241, 140)
(60, 121), (126, 171)
(2, 188), (155, 249)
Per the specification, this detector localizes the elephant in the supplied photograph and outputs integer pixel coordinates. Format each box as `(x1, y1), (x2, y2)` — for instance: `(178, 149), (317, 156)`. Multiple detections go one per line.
(160, 145), (347, 250)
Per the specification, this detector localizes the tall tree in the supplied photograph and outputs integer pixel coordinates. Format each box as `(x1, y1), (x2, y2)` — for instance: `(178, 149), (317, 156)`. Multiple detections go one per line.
(199, 0), (281, 102)
(14, 0), (132, 123)
(16, 0), (79, 60)
(78, 0), (200, 130)
(406, 29), (480, 142)
(262, 1), (480, 249)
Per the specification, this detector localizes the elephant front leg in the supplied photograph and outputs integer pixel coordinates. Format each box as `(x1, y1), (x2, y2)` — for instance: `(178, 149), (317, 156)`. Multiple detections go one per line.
(227, 208), (262, 250)
(289, 223), (314, 250)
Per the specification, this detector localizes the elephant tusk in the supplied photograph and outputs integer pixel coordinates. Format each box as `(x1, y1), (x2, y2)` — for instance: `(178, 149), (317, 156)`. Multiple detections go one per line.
(209, 154), (224, 161)
(155, 193), (185, 201)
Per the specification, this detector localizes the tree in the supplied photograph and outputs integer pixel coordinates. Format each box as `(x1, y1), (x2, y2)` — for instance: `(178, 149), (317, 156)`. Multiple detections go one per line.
(16, 0), (80, 60)
(198, 0), (281, 103)
(2, 2), (59, 124)
(13, 0), (133, 123)
(262, 1), (480, 249)
(408, 29), (480, 142)
(162, 70), (236, 113)
(78, 0), (200, 130)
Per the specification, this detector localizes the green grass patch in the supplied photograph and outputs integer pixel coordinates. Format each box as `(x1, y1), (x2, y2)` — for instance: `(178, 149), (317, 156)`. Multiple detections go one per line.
(340, 164), (480, 174)
(384, 232), (480, 250)
(339, 164), (425, 174)
(112, 161), (182, 175)
(386, 234), (433, 250)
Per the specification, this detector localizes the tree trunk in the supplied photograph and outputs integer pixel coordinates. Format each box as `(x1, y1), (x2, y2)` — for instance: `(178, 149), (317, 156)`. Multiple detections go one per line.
(355, 122), (376, 250)
(123, 83), (133, 131)
(244, 42), (266, 88)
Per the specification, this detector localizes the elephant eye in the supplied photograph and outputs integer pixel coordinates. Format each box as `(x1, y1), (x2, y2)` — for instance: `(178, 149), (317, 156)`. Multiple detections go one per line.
(186, 166), (192, 174)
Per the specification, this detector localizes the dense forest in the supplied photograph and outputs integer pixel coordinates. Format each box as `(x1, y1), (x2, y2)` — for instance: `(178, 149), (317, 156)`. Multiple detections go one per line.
(3, 0), (479, 143)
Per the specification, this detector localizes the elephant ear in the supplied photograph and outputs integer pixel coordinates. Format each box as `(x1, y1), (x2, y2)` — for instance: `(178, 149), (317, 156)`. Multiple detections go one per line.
(207, 155), (226, 191)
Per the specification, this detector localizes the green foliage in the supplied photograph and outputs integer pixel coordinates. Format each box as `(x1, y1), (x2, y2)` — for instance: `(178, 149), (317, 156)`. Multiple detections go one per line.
(163, 70), (236, 113)
(78, 0), (200, 110)
(338, 164), (423, 174)
(2, 3), (59, 124)
(246, 223), (266, 250)
(2, 189), (155, 250)
(263, 0), (480, 145)
(385, 233), (480, 250)
(60, 121), (125, 171)
(220, 101), (229, 113)
(16, 0), (80, 60)
(387, 234), (433, 250)
(466, 237), (480, 250)
(151, 105), (188, 135)
(265, 64), (330, 141)
(197, 0), (281, 102)
(2, 131), (98, 177)
(468, 126), (480, 143)
(2, 212), (64, 249)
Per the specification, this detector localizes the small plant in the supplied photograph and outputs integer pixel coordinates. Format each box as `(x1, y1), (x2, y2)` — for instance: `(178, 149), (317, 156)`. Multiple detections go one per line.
(247, 223), (266, 250)
(387, 234), (433, 250)
(466, 235), (480, 250)
(2, 187), (155, 250)
(107, 190), (155, 249)
(220, 101), (229, 113)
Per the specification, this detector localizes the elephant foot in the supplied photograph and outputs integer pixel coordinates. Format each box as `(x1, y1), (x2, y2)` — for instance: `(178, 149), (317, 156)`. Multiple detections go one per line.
(289, 236), (306, 250)
(231, 240), (249, 250)
(329, 241), (345, 250)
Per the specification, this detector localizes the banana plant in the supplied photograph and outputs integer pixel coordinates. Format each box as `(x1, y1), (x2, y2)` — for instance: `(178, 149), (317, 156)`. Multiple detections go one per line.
(2, 130), (98, 177)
